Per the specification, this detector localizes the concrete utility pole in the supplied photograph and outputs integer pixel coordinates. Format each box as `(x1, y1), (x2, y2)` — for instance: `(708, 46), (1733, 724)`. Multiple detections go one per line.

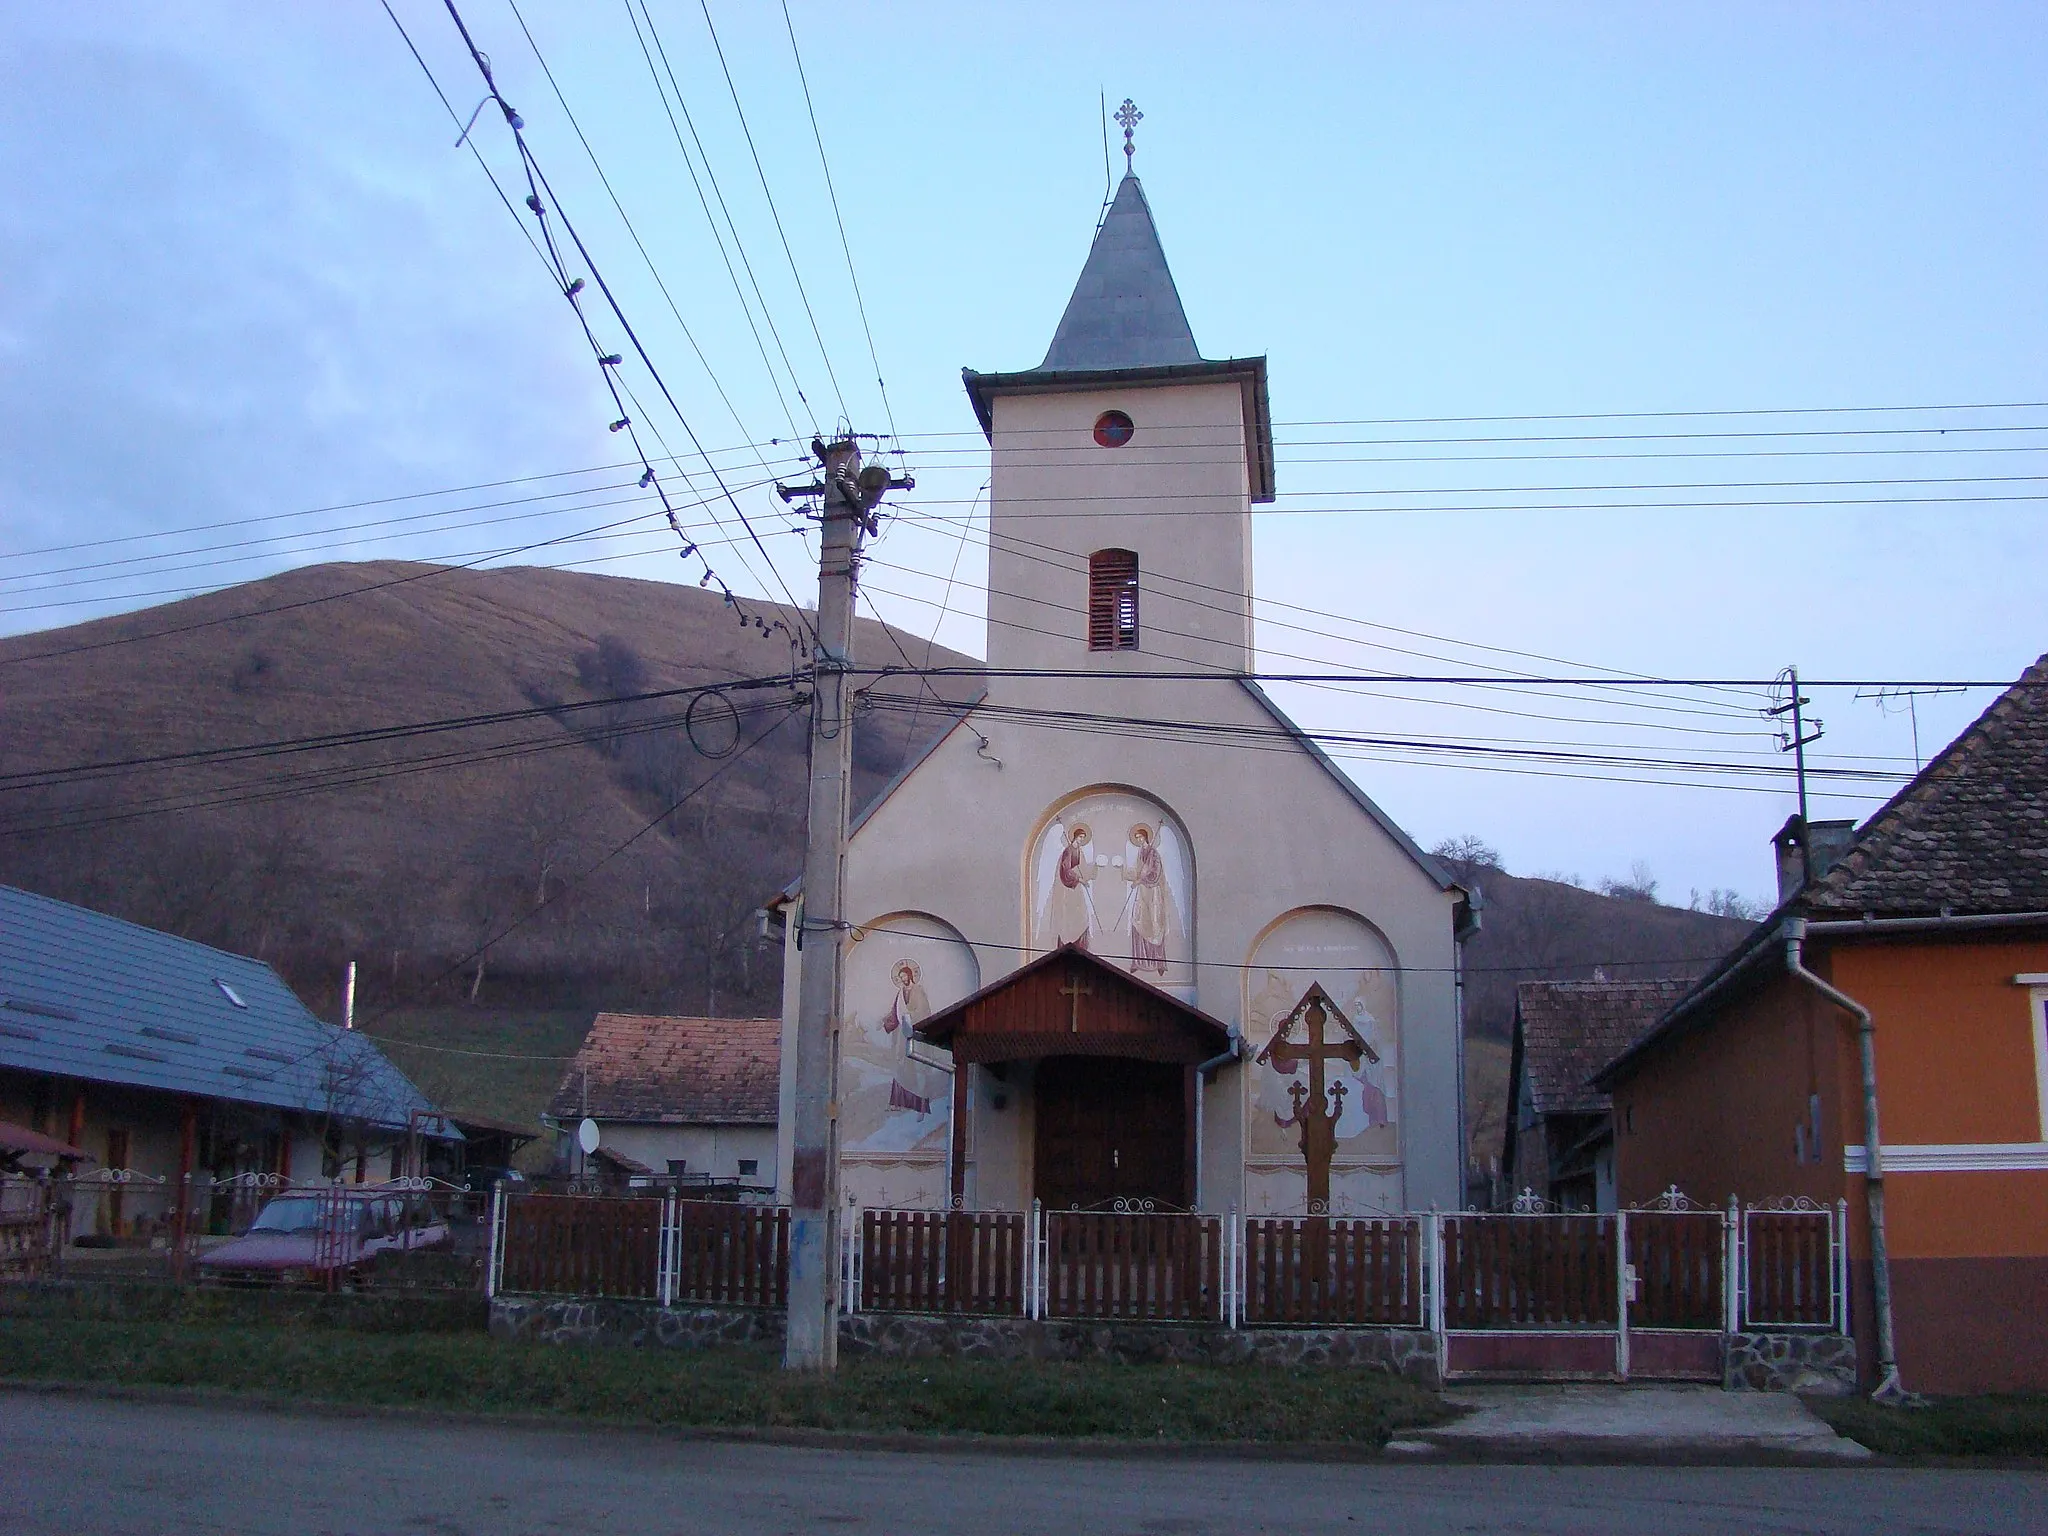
(784, 438), (909, 1371)
(1769, 666), (1825, 886)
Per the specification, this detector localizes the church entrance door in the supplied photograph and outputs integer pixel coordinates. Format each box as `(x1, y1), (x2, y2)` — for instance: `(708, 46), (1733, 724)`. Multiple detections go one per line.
(1032, 1056), (1188, 1211)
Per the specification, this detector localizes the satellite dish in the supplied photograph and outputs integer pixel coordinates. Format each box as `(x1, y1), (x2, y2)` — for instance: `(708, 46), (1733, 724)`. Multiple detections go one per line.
(577, 1118), (600, 1155)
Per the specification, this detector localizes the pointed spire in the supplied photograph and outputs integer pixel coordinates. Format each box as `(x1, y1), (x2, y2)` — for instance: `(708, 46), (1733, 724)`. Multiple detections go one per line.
(1038, 174), (1201, 372)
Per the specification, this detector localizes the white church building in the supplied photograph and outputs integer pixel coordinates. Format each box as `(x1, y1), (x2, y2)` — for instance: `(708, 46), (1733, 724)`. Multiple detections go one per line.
(774, 164), (1478, 1221)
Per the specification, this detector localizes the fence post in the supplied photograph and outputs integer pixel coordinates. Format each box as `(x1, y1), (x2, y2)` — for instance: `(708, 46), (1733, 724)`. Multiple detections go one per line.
(1614, 1209), (1631, 1382)
(660, 1191), (675, 1307)
(842, 1198), (860, 1317)
(1226, 1204), (1239, 1329)
(1028, 1199), (1043, 1321)
(1834, 1196), (1850, 1335)
(1427, 1208), (1446, 1341)
(486, 1183), (506, 1300)
(1724, 1195), (1740, 1336)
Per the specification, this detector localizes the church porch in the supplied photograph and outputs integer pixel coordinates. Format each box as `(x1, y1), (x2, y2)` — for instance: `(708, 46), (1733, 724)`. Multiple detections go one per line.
(910, 945), (1238, 1215)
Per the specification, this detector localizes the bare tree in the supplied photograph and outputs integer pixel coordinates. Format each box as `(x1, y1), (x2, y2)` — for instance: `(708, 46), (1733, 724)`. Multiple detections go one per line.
(1431, 834), (1504, 887)
(1599, 860), (1661, 905)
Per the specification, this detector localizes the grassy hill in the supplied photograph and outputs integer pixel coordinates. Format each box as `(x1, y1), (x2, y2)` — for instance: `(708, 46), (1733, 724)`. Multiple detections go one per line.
(0, 560), (978, 1027)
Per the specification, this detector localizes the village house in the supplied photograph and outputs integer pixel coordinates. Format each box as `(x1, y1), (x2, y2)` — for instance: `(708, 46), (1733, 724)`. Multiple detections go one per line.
(547, 1012), (778, 1196)
(770, 164), (1478, 1220)
(1595, 654), (2048, 1395)
(0, 883), (448, 1248)
(1502, 977), (1692, 1212)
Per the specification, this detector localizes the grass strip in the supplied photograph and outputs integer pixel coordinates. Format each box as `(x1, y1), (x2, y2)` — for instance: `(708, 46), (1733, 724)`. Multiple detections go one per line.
(0, 1318), (1447, 1445)
(1809, 1393), (2048, 1458)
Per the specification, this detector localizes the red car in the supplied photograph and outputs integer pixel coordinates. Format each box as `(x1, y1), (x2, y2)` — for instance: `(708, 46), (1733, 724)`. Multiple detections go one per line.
(197, 1190), (449, 1286)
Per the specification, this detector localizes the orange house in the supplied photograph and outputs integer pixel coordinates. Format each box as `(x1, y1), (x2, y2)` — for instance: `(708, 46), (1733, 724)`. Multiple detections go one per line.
(1597, 655), (2048, 1396)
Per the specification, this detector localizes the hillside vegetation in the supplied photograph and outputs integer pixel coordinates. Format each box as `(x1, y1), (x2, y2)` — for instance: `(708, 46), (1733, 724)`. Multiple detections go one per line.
(0, 561), (977, 1029)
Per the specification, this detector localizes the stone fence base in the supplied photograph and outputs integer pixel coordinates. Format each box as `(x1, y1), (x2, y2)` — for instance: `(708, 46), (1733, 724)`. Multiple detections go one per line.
(489, 1297), (1440, 1387)
(1723, 1331), (1858, 1395)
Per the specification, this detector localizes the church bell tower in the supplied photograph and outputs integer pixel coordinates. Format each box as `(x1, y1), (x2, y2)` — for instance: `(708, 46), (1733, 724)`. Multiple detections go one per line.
(962, 141), (1274, 684)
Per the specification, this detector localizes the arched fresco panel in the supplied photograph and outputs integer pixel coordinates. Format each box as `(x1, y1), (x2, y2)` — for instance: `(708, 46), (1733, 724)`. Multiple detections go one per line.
(1026, 787), (1194, 994)
(1243, 907), (1403, 1215)
(839, 913), (978, 1207)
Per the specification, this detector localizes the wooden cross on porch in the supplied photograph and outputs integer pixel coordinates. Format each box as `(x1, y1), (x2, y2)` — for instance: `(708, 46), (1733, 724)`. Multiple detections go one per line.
(1059, 966), (1093, 1032)
(1258, 984), (1377, 1213)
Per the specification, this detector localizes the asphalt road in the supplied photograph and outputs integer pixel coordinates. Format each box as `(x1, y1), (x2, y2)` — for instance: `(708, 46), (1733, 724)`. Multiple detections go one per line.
(3, 1390), (2044, 1536)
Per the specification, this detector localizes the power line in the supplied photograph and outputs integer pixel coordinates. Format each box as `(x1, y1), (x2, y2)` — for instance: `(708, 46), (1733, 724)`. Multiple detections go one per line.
(626, 0), (815, 438)
(891, 488), (2048, 518)
(0, 496), (723, 669)
(886, 501), (1767, 711)
(504, 0), (786, 496)
(238, 703), (804, 1080)
(435, 0), (816, 651)
(1, 690), (803, 838)
(0, 673), (797, 792)
(779, 0), (899, 446)
(855, 691), (1894, 803)
(695, 0), (850, 424)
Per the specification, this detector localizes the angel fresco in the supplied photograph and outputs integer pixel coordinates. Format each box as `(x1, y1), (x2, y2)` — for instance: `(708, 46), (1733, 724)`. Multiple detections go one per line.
(1119, 822), (1179, 976)
(1028, 792), (1193, 990)
(1039, 822), (1097, 950)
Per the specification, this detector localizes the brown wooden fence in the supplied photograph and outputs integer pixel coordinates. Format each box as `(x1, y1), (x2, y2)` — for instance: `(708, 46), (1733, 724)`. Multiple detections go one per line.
(1745, 1208), (1834, 1327)
(500, 1194), (660, 1299)
(859, 1209), (1026, 1316)
(1626, 1211), (1725, 1329)
(1241, 1216), (1423, 1326)
(1442, 1214), (1617, 1328)
(1043, 1210), (1220, 1322)
(671, 1200), (788, 1308)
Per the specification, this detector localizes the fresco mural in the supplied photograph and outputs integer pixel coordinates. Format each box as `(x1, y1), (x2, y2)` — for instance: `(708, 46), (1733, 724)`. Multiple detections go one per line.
(1243, 907), (1401, 1214)
(1027, 789), (1194, 993)
(840, 913), (978, 1184)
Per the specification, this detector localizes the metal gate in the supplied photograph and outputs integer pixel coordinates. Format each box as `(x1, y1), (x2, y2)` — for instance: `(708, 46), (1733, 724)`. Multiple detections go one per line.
(1437, 1191), (1735, 1382)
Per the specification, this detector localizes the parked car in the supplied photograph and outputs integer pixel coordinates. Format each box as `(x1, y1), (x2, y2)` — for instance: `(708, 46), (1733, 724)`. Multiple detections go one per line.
(197, 1190), (449, 1287)
(460, 1165), (526, 1195)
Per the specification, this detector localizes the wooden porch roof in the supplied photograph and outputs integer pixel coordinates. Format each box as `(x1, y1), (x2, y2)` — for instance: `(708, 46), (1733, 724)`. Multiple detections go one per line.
(911, 944), (1234, 1067)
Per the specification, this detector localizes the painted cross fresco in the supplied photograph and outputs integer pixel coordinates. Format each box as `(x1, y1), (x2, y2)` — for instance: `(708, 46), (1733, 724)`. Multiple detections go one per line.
(1257, 984), (1379, 1213)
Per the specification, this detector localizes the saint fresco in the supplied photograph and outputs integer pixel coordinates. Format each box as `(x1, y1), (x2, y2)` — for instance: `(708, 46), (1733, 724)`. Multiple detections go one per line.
(1243, 908), (1401, 1214)
(840, 913), (977, 1170)
(1028, 790), (1193, 992)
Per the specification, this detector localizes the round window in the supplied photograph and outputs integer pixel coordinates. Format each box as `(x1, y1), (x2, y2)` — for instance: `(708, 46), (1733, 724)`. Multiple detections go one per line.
(1092, 410), (1135, 448)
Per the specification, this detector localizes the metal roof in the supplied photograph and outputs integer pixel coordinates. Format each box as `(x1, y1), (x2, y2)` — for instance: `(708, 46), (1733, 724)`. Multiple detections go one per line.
(1041, 174), (1201, 371)
(0, 884), (447, 1134)
(960, 173), (1277, 501)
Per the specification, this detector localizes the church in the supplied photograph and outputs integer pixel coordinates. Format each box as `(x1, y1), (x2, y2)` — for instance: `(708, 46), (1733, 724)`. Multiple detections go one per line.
(773, 152), (1478, 1222)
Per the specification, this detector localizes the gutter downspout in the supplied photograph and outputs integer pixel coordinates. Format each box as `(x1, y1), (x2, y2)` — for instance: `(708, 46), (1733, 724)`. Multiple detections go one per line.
(1191, 1031), (1243, 1213)
(1784, 917), (1905, 1402)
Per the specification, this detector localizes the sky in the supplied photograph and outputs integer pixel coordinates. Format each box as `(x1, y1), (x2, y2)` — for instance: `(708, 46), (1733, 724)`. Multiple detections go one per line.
(4, 2), (2046, 907)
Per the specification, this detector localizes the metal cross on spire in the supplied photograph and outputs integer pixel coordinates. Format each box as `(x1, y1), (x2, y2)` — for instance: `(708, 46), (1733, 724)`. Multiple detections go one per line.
(1115, 98), (1143, 169)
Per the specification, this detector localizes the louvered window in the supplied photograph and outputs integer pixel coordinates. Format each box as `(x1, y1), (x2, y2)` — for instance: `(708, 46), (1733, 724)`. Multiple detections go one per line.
(1087, 549), (1140, 651)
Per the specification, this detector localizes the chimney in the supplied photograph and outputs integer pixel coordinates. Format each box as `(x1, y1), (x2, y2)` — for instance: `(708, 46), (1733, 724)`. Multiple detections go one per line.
(1772, 816), (1859, 903)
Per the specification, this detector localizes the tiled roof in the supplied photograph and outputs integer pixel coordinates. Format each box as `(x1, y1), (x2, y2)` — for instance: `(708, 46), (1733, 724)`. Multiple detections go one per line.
(0, 884), (442, 1132)
(548, 1013), (779, 1125)
(1516, 979), (1697, 1117)
(1801, 652), (2048, 917)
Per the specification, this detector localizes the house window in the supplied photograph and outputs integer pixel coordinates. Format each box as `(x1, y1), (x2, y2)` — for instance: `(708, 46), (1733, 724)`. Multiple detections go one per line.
(666, 1159), (688, 1177)
(2028, 980), (2048, 1140)
(1087, 549), (1140, 651)
(737, 1159), (759, 1177)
